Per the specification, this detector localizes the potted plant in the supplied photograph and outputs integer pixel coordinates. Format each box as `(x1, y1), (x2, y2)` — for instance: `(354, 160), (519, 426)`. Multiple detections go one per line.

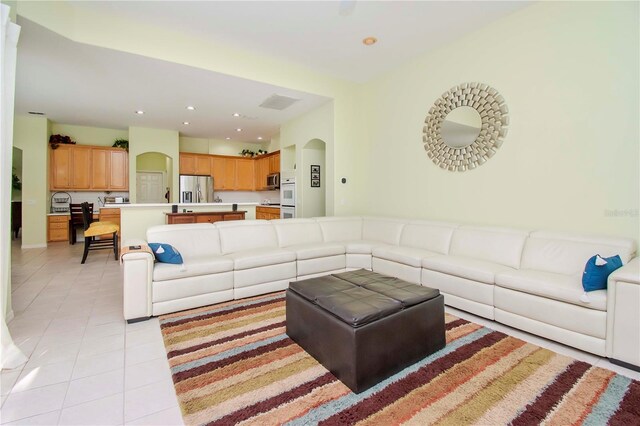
(112, 139), (129, 151)
(239, 149), (255, 157)
(49, 134), (75, 150)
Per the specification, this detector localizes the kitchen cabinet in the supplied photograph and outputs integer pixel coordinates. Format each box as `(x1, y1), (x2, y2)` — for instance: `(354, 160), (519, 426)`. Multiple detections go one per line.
(99, 208), (121, 237)
(180, 154), (196, 175)
(181, 151), (280, 191)
(165, 211), (246, 224)
(109, 150), (129, 190)
(254, 157), (270, 191)
(269, 152), (280, 174)
(47, 215), (69, 242)
(235, 159), (255, 191)
(256, 206), (280, 220)
(50, 145), (128, 191)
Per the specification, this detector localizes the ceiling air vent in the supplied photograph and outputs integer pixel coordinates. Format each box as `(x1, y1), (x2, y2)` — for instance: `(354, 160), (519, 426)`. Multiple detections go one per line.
(259, 94), (300, 110)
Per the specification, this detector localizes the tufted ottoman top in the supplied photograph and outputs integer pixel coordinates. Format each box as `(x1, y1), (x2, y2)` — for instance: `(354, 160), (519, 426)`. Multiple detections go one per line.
(288, 269), (440, 328)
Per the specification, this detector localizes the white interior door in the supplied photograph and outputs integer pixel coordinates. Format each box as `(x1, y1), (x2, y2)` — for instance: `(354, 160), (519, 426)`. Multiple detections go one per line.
(136, 172), (165, 203)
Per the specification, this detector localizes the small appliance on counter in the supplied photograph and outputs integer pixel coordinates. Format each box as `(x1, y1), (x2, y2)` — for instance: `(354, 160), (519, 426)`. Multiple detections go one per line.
(104, 196), (130, 204)
(50, 191), (71, 213)
(280, 177), (296, 219)
(180, 175), (214, 203)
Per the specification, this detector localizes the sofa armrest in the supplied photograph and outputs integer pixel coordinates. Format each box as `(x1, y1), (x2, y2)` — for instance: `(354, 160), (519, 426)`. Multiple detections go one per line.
(609, 257), (640, 285)
(122, 239), (154, 322)
(606, 257), (640, 367)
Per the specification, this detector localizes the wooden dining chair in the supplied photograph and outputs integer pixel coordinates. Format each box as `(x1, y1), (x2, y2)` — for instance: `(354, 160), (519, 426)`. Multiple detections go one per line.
(69, 203), (89, 245)
(80, 202), (119, 264)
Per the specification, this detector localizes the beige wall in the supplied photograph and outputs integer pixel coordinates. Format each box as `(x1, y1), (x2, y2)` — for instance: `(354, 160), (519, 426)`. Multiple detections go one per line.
(50, 123), (127, 147)
(13, 115), (49, 247)
(179, 137), (269, 156)
(128, 127), (179, 203)
(136, 152), (168, 171)
(360, 2), (639, 240)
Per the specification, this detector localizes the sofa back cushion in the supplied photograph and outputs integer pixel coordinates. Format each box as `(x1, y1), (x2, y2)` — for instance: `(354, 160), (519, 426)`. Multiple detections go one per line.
(315, 217), (363, 242)
(400, 220), (458, 254)
(362, 217), (406, 245)
(521, 231), (637, 276)
(147, 224), (221, 259)
(272, 219), (323, 247)
(217, 221), (279, 254)
(450, 226), (530, 269)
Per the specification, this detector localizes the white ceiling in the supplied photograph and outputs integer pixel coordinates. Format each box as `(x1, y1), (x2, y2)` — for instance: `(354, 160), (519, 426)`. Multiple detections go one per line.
(15, 1), (530, 141)
(71, 1), (530, 83)
(15, 18), (330, 141)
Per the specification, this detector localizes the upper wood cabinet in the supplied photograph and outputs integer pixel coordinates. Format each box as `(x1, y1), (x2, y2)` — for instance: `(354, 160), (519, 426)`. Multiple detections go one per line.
(179, 154), (196, 175)
(50, 145), (128, 191)
(180, 151), (280, 192)
(235, 158), (255, 191)
(269, 152), (280, 174)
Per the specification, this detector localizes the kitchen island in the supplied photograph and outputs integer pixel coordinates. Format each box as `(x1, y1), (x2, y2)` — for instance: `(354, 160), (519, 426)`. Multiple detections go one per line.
(165, 210), (246, 224)
(118, 203), (258, 242)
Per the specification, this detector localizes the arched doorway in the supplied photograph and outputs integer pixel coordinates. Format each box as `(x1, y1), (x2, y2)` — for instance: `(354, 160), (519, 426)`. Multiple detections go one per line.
(136, 152), (172, 203)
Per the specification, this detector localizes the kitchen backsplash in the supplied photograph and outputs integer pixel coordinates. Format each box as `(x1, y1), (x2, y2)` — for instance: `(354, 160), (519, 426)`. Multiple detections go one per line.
(215, 190), (280, 204)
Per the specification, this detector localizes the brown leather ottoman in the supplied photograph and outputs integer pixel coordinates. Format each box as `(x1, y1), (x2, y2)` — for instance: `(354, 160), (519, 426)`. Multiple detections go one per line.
(286, 269), (445, 393)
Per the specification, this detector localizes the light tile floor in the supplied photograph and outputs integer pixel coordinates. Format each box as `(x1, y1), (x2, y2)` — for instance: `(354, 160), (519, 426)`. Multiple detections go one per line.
(2, 240), (639, 425)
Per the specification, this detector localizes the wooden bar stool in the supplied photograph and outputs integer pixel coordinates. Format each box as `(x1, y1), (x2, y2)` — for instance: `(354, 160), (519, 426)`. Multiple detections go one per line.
(80, 202), (119, 264)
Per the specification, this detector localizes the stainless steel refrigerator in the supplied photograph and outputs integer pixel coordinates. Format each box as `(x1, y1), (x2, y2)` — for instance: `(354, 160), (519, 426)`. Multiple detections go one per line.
(179, 175), (214, 203)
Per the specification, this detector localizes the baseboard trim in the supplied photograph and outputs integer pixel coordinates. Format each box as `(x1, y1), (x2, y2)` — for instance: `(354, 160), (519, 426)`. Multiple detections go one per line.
(21, 243), (47, 249)
(609, 358), (640, 372)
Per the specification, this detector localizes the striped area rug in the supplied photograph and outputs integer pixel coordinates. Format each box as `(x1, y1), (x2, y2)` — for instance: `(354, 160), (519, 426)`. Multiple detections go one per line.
(159, 292), (640, 426)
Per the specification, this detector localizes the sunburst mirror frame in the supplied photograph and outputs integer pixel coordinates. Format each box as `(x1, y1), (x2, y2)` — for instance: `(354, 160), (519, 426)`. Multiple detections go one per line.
(423, 82), (509, 172)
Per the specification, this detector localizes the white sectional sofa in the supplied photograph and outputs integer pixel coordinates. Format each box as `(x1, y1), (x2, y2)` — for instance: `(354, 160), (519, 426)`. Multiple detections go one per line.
(122, 216), (639, 369)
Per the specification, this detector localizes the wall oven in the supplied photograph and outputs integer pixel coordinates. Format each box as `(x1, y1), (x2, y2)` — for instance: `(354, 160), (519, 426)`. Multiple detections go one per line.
(280, 177), (296, 219)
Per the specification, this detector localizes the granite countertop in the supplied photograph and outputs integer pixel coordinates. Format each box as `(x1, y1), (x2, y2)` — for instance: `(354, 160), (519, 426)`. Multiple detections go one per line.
(116, 202), (259, 208)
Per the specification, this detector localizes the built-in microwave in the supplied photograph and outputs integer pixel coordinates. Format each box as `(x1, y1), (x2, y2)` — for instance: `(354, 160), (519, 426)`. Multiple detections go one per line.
(266, 173), (280, 190)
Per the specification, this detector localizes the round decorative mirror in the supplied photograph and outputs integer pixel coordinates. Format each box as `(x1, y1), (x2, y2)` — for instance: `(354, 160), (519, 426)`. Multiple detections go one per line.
(423, 82), (509, 172)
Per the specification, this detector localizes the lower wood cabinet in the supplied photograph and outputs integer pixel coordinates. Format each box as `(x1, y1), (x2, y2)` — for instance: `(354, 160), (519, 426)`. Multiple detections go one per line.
(47, 215), (69, 242)
(256, 206), (280, 220)
(99, 208), (121, 236)
(165, 211), (246, 224)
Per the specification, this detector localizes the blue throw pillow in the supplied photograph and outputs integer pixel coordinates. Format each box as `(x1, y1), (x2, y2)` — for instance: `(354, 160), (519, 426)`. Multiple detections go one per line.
(582, 254), (622, 292)
(148, 243), (183, 265)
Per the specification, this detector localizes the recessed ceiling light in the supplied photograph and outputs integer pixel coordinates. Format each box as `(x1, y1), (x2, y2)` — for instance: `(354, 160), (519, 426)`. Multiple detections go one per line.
(183, 121), (190, 125)
(225, 137), (231, 140)
(257, 136), (263, 140)
(135, 110), (144, 115)
(236, 128), (242, 132)
(186, 106), (195, 111)
(232, 113), (240, 117)
(362, 36), (378, 46)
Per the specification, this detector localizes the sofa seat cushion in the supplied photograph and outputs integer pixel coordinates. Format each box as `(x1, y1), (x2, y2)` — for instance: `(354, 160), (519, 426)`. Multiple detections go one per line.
(287, 243), (345, 260)
(373, 245), (439, 268)
(343, 240), (385, 255)
(495, 269), (606, 311)
(225, 248), (296, 270)
(422, 255), (514, 284)
(153, 256), (234, 282)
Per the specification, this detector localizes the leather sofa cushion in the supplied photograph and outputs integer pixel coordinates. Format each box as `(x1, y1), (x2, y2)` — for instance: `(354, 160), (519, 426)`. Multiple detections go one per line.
(153, 256), (233, 282)
(521, 232), (636, 276)
(362, 217), (405, 245)
(495, 269), (607, 311)
(399, 221), (457, 254)
(316, 287), (401, 328)
(422, 255), (514, 284)
(272, 219), (324, 247)
(289, 275), (356, 301)
(218, 223), (279, 254)
(344, 240), (385, 254)
(286, 242), (345, 260)
(373, 245), (439, 267)
(316, 217), (363, 242)
(225, 248), (296, 270)
(147, 224), (222, 259)
(449, 226), (529, 269)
